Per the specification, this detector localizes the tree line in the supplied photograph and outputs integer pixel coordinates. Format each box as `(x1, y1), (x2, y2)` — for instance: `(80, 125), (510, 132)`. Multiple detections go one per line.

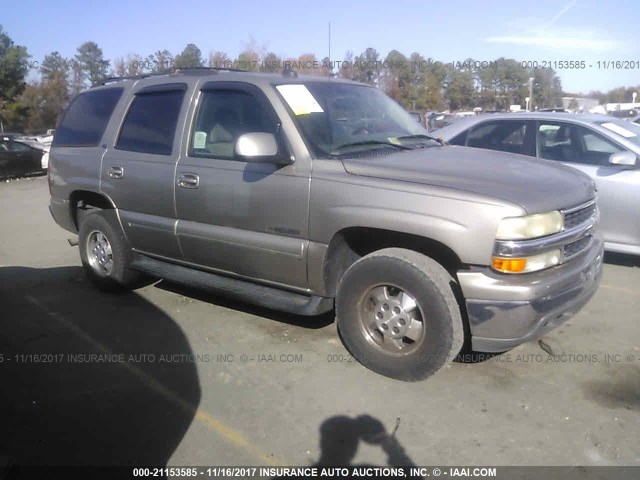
(1, 25), (639, 133)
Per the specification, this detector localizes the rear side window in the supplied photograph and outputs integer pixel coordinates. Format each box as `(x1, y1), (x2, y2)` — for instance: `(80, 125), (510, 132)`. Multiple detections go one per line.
(116, 89), (186, 155)
(53, 88), (123, 147)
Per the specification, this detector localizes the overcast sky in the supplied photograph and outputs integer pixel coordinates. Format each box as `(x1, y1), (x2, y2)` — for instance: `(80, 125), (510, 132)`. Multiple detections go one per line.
(4, 0), (640, 95)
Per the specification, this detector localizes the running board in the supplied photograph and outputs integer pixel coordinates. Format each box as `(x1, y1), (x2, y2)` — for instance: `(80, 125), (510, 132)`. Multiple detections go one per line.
(130, 254), (334, 316)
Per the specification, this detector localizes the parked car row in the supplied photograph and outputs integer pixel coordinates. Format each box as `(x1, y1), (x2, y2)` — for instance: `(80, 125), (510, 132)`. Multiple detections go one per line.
(434, 112), (640, 256)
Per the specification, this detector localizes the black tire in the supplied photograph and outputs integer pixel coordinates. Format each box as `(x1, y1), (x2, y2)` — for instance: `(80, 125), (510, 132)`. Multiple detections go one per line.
(78, 209), (144, 292)
(336, 248), (464, 381)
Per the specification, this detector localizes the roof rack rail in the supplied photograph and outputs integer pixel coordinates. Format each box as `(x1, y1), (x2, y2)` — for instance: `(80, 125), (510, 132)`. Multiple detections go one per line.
(93, 71), (172, 86)
(282, 66), (298, 78)
(174, 66), (248, 74)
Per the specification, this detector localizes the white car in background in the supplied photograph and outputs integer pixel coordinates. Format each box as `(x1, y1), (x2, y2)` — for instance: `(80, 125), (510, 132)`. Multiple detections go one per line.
(37, 135), (53, 170)
(434, 112), (640, 256)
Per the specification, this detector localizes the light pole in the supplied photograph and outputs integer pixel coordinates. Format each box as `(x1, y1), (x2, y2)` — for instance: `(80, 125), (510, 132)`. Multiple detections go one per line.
(529, 77), (534, 111)
(633, 92), (637, 107)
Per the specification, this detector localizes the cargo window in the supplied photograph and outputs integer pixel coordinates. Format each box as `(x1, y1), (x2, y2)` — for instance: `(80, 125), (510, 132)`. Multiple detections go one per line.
(116, 89), (186, 155)
(53, 88), (123, 147)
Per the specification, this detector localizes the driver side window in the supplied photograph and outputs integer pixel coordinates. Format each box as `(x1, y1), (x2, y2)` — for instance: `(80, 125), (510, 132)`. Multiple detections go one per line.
(190, 89), (279, 160)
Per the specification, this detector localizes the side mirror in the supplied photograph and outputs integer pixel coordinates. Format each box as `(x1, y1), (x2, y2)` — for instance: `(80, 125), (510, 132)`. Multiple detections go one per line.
(235, 133), (292, 165)
(609, 151), (636, 167)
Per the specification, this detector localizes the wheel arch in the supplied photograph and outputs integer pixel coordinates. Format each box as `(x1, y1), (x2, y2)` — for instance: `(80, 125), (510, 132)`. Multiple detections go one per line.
(322, 226), (466, 298)
(69, 190), (116, 230)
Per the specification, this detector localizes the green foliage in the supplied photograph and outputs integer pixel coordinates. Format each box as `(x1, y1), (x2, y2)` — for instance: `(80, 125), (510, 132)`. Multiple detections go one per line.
(175, 44), (203, 69)
(0, 25), (30, 129)
(74, 41), (109, 87)
(19, 75), (69, 132)
(146, 50), (174, 74)
(353, 47), (381, 84)
(236, 50), (259, 71)
(40, 51), (69, 82)
(209, 51), (231, 69)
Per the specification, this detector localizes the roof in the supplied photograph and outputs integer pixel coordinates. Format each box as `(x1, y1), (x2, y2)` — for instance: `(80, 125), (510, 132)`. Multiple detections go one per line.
(90, 68), (360, 90)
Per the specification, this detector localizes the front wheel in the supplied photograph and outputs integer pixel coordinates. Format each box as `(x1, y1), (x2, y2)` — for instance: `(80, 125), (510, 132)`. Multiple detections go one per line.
(78, 210), (145, 292)
(336, 248), (464, 381)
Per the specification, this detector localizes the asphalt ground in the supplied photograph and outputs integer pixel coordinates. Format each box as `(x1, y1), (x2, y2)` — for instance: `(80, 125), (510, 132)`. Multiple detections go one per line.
(0, 176), (638, 475)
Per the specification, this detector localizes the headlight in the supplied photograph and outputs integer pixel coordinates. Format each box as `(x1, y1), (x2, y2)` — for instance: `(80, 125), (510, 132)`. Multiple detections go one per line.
(496, 211), (563, 240)
(492, 249), (561, 274)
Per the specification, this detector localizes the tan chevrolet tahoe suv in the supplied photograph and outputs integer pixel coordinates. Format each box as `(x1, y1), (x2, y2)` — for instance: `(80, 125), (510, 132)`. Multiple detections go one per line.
(49, 68), (604, 381)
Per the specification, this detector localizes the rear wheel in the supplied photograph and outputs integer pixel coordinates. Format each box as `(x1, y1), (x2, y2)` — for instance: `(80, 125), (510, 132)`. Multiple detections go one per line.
(78, 210), (145, 292)
(336, 248), (464, 381)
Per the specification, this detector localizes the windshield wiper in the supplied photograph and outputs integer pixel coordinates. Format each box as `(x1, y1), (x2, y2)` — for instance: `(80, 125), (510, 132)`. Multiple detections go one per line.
(330, 140), (412, 155)
(395, 134), (448, 146)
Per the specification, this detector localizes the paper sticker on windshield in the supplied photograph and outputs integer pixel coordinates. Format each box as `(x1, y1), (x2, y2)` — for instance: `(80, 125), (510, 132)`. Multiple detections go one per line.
(276, 85), (324, 115)
(601, 122), (637, 138)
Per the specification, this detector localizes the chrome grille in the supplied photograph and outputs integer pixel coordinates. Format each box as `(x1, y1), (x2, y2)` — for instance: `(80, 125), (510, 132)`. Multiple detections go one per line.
(563, 202), (596, 230)
(563, 235), (592, 260)
(559, 200), (597, 261)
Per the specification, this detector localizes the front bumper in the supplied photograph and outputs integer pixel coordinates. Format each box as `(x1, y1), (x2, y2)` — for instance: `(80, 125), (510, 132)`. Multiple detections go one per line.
(457, 234), (604, 352)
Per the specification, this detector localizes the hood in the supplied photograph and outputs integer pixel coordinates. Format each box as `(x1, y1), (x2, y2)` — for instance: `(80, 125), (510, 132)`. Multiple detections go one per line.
(341, 146), (595, 213)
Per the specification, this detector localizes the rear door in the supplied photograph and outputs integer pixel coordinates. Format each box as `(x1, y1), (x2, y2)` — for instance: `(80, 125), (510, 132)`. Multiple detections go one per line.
(101, 82), (190, 259)
(175, 82), (311, 289)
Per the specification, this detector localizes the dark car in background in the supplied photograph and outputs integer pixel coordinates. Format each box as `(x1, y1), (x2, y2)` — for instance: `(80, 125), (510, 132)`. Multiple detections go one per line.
(434, 112), (640, 256)
(0, 136), (46, 178)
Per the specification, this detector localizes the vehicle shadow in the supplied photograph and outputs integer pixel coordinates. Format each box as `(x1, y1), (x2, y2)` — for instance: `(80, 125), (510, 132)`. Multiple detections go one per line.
(272, 415), (423, 479)
(155, 280), (335, 329)
(0, 266), (200, 471)
(603, 251), (639, 268)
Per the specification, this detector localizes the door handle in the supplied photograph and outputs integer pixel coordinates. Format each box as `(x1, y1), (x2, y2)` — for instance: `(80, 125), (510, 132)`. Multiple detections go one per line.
(178, 173), (199, 189)
(108, 165), (124, 179)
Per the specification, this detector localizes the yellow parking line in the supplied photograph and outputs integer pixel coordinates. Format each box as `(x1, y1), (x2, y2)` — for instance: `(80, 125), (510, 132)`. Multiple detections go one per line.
(25, 295), (286, 466)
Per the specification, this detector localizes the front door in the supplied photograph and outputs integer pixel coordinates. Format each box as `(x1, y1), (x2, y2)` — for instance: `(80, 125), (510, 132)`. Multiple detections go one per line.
(175, 82), (311, 289)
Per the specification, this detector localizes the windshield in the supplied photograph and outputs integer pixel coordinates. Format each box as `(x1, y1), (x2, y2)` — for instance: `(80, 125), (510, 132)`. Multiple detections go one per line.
(275, 82), (437, 157)
(597, 119), (640, 148)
